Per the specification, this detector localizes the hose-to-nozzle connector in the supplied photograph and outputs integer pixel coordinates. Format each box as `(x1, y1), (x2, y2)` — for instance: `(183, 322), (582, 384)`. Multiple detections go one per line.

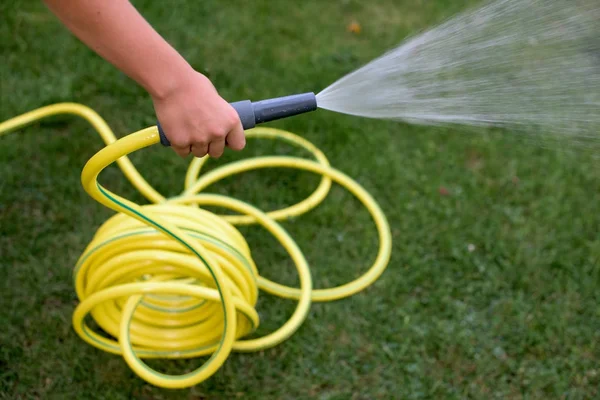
(158, 92), (317, 146)
(230, 92), (317, 130)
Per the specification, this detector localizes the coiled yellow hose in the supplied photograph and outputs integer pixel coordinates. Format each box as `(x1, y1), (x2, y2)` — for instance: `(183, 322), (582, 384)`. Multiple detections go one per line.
(0, 103), (392, 389)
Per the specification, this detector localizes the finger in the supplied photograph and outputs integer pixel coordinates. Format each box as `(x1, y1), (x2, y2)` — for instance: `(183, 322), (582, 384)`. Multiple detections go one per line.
(172, 145), (191, 158)
(191, 142), (209, 158)
(225, 121), (246, 151)
(159, 125), (189, 158)
(208, 138), (225, 158)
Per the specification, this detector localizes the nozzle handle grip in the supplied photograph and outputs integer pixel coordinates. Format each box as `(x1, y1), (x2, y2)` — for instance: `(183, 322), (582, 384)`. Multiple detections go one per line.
(158, 101), (254, 147)
(157, 92), (316, 147)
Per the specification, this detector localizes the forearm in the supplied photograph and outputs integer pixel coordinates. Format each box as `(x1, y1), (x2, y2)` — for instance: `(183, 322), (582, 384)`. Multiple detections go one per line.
(42, 0), (193, 99)
(42, 0), (245, 158)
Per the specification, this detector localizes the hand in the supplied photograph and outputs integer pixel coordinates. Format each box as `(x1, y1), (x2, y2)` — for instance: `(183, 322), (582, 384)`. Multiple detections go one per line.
(152, 71), (246, 158)
(42, 0), (245, 158)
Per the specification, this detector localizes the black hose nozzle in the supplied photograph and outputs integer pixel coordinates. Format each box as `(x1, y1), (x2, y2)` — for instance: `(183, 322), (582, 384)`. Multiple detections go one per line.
(158, 92), (317, 147)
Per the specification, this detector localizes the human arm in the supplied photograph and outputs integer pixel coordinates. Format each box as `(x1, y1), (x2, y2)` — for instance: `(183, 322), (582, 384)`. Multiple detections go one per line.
(41, 0), (245, 158)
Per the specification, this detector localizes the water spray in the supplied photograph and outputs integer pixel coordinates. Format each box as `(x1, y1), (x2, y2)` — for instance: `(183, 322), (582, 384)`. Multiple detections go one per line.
(315, 0), (600, 146)
(2, 0), (600, 391)
(160, 0), (599, 150)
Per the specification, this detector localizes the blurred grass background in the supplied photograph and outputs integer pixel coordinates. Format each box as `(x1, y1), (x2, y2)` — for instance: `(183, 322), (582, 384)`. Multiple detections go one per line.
(1, 0), (599, 399)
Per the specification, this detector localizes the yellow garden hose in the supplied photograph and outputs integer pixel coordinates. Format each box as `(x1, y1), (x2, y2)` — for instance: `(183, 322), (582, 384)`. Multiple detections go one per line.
(0, 103), (392, 389)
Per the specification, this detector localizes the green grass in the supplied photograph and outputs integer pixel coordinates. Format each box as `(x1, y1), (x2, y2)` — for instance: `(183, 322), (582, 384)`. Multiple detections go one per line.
(1, 0), (599, 399)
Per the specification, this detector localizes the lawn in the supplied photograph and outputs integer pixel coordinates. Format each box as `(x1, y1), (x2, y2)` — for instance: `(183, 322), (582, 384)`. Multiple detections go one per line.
(1, 0), (599, 399)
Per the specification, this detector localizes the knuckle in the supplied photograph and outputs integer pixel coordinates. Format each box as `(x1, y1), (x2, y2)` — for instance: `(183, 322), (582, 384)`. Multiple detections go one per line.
(192, 135), (208, 146)
(215, 129), (228, 139)
(211, 125), (228, 138)
(228, 110), (240, 125)
(174, 149), (189, 158)
(170, 137), (189, 148)
(203, 126), (225, 139)
(196, 124), (218, 138)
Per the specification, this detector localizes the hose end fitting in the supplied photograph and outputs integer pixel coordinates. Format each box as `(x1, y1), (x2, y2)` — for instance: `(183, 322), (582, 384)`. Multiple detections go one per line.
(231, 92), (317, 130)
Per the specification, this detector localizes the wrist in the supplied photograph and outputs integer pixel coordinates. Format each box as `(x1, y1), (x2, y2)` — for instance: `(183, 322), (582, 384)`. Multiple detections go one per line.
(144, 55), (197, 101)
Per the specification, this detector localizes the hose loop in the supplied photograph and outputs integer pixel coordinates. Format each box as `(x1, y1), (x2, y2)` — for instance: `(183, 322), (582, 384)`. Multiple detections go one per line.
(0, 103), (392, 389)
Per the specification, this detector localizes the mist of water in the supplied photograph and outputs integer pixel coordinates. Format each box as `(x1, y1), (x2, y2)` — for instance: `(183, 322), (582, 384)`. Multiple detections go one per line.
(316, 0), (600, 145)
